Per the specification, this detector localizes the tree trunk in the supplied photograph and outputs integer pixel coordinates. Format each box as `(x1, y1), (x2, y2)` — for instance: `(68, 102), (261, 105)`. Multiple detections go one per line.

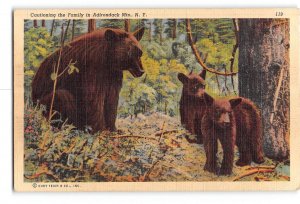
(124, 19), (130, 32)
(33, 20), (38, 28)
(88, 19), (96, 33)
(41, 20), (46, 27)
(50, 20), (55, 36)
(148, 22), (152, 42)
(71, 20), (75, 40)
(172, 19), (177, 39)
(64, 20), (71, 42)
(238, 19), (290, 160)
(164, 101), (168, 115)
(159, 32), (163, 45)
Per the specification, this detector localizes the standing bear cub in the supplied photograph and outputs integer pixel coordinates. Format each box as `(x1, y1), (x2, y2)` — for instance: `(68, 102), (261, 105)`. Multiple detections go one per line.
(201, 93), (265, 175)
(32, 27), (145, 133)
(178, 70), (206, 144)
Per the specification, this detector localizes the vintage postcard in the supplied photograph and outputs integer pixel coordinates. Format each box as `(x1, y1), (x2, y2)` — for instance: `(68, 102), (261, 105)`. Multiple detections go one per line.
(14, 8), (300, 191)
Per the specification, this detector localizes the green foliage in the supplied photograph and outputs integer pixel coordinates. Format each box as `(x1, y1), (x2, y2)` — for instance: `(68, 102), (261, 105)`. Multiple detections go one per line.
(170, 42), (202, 72)
(23, 19), (288, 183)
(51, 20), (74, 47)
(118, 76), (157, 117)
(98, 19), (124, 29)
(141, 39), (174, 61)
(73, 20), (88, 38)
(23, 18), (239, 115)
(24, 27), (54, 70)
(164, 19), (177, 39)
(24, 27), (54, 101)
(24, 104), (284, 182)
(24, 20), (32, 32)
(215, 19), (235, 44)
(153, 19), (163, 44)
(194, 34), (238, 96)
(188, 19), (235, 44)
(172, 19), (238, 96)
(119, 53), (187, 117)
(127, 19), (148, 32)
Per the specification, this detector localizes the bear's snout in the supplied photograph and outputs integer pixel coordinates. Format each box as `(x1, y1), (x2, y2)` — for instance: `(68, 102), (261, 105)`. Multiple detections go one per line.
(222, 122), (231, 127)
(217, 112), (231, 128)
(129, 59), (144, 77)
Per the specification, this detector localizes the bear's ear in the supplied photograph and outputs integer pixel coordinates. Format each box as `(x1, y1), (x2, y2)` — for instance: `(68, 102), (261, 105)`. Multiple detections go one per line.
(133, 27), (145, 41)
(229, 98), (242, 109)
(199, 69), (206, 80)
(203, 93), (214, 106)
(105, 29), (118, 41)
(178, 73), (188, 84)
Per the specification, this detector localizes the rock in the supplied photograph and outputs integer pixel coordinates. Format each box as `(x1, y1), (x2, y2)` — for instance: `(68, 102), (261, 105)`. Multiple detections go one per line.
(136, 113), (146, 121)
(275, 163), (290, 176)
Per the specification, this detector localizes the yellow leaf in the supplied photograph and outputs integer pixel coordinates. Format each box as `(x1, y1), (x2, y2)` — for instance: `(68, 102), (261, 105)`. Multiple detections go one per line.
(50, 72), (57, 81)
(25, 70), (35, 77)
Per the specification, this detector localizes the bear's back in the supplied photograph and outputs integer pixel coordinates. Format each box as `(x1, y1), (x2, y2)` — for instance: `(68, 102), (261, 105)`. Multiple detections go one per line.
(32, 28), (122, 102)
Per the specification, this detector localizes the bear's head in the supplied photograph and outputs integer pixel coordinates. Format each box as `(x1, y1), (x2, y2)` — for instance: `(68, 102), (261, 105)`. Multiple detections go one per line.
(203, 93), (242, 129)
(178, 70), (206, 98)
(104, 27), (145, 77)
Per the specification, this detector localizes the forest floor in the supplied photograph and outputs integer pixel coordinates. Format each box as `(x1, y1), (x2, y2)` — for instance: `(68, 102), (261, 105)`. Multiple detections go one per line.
(24, 106), (290, 182)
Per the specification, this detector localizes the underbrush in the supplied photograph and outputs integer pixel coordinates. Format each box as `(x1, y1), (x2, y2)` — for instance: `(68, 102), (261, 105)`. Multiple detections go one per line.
(24, 105), (290, 182)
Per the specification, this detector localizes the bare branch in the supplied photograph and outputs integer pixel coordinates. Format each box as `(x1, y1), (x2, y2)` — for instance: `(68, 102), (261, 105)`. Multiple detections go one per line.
(215, 74), (221, 95)
(110, 135), (159, 141)
(223, 65), (230, 94)
(270, 66), (285, 123)
(185, 19), (238, 76)
(229, 18), (239, 94)
(233, 168), (274, 181)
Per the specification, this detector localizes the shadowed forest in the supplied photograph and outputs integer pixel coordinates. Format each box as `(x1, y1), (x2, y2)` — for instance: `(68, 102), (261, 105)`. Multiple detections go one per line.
(23, 18), (290, 182)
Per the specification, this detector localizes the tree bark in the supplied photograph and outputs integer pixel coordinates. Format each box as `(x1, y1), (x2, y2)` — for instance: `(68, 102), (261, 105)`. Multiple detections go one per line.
(148, 22), (152, 42)
(88, 19), (96, 33)
(124, 19), (130, 32)
(172, 19), (177, 39)
(159, 32), (163, 45)
(71, 20), (75, 40)
(50, 20), (55, 36)
(41, 20), (46, 27)
(33, 20), (38, 28)
(238, 19), (290, 160)
(64, 20), (71, 42)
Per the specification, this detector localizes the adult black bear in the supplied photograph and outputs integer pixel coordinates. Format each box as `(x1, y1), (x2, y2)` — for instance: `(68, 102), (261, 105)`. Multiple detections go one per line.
(32, 27), (145, 133)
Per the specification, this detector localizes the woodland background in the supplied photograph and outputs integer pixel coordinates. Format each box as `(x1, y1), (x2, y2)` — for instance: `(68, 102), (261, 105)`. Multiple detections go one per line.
(24, 19), (239, 117)
(23, 18), (290, 182)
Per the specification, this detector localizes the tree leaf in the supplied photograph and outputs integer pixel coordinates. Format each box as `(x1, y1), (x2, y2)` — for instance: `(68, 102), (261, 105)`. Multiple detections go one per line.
(68, 63), (80, 75)
(50, 72), (57, 81)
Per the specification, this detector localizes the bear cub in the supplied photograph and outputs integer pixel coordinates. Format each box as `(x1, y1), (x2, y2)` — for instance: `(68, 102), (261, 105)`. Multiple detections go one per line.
(178, 70), (206, 144)
(201, 93), (265, 175)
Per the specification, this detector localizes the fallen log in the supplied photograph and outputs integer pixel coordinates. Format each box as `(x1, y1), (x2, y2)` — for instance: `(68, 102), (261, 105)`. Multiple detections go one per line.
(110, 135), (159, 141)
(233, 168), (274, 181)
